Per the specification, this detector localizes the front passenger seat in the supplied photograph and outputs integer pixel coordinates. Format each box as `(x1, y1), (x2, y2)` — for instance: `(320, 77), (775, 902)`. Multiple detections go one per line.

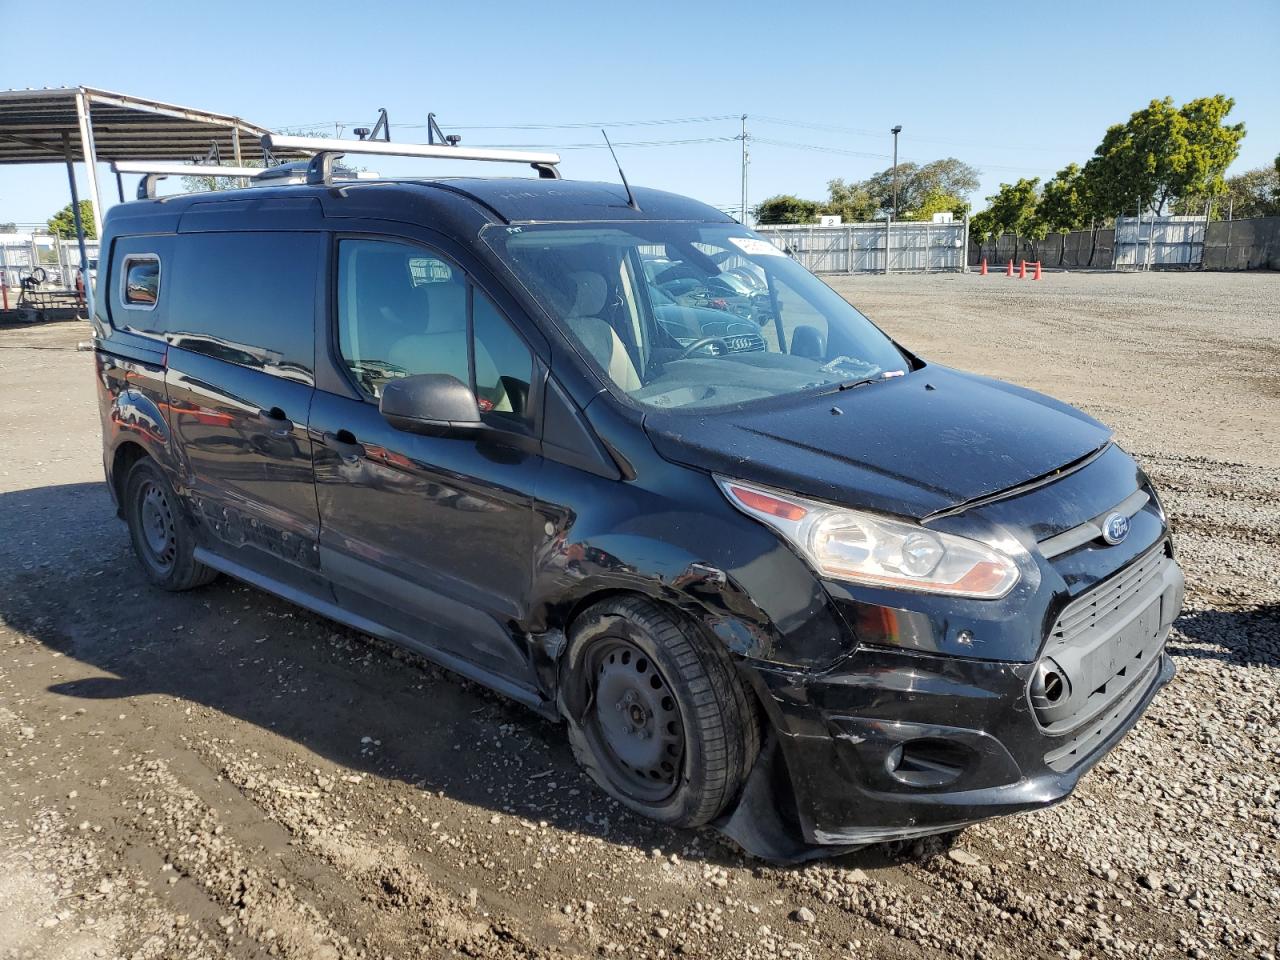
(388, 281), (512, 412)
(560, 271), (642, 392)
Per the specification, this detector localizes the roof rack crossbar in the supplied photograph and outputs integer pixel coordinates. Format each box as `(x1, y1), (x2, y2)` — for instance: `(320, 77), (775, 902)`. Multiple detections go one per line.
(111, 161), (265, 199)
(260, 134), (562, 185)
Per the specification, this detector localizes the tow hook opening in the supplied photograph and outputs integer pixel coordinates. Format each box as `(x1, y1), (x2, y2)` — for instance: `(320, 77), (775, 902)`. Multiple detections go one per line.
(1031, 657), (1072, 718)
(1043, 670), (1066, 703)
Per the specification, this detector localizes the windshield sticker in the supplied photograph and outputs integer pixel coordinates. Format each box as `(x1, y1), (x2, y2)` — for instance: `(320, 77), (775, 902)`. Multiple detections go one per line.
(729, 236), (785, 257)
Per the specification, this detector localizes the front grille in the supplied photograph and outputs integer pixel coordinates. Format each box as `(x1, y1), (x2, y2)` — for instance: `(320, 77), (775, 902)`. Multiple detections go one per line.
(1047, 543), (1169, 651)
(1034, 541), (1174, 771)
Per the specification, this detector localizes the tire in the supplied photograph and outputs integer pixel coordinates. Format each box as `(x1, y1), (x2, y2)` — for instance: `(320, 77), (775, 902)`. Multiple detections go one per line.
(560, 596), (760, 828)
(123, 458), (217, 591)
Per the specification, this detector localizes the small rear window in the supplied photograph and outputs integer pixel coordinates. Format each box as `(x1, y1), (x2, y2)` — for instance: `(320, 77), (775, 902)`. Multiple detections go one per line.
(121, 255), (160, 309)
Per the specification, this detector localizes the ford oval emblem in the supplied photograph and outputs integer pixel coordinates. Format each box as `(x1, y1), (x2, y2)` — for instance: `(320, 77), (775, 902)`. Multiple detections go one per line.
(1101, 512), (1130, 545)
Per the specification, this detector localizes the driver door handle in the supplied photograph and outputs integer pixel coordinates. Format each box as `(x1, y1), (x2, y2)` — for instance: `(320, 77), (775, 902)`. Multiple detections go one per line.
(323, 429), (367, 463)
(257, 406), (294, 438)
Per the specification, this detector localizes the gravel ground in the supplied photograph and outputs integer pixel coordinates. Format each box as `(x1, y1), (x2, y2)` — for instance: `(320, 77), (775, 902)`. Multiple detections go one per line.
(1, 269), (1277, 960)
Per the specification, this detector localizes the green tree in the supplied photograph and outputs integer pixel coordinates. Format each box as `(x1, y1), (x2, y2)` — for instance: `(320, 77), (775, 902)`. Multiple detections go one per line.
(820, 158), (980, 221)
(754, 194), (821, 225)
(968, 208), (998, 263)
(823, 179), (878, 221)
(1176, 165), (1280, 219)
(47, 200), (95, 239)
(900, 188), (969, 221)
(985, 178), (1041, 262)
(864, 158), (980, 218)
(1086, 95), (1245, 216)
(1037, 163), (1092, 263)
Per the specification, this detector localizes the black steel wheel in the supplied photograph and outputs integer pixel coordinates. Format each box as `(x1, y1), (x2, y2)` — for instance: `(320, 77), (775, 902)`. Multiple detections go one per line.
(137, 477), (178, 574)
(561, 596), (760, 828)
(123, 458), (217, 591)
(583, 638), (686, 803)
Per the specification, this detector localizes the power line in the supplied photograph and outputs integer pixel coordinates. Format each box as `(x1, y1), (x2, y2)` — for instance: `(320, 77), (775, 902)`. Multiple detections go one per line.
(264, 117), (1054, 176)
(447, 115), (740, 131)
(471, 136), (738, 151)
(267, 112), (1073, 167)
(754, 115), (1078, 154)
(752, 137), (891, 160)
(267, 114), (740, 132)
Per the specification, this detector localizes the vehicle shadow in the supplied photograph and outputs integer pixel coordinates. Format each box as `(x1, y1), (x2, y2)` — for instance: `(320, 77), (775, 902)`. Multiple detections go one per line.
(0, 481), (901, 872)
(1167, 604), (1280, 670)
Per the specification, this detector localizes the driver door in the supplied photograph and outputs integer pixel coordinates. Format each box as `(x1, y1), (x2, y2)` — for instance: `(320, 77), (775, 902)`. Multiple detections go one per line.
(310, 236), (546, 690)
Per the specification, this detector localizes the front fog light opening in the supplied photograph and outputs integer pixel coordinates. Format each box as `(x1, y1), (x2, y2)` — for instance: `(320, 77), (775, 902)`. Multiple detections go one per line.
(885, 739), (969, 789)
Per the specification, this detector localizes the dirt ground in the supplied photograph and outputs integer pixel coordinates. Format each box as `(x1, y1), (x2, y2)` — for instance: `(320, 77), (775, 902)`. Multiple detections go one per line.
(1, 270), (1277, 960)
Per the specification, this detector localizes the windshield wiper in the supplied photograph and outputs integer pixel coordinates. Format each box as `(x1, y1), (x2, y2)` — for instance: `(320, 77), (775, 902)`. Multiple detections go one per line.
(837, 369), (905, 391)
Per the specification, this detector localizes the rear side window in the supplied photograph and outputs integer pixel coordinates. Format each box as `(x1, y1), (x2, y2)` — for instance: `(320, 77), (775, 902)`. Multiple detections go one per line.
(336, 238), (534, 425)
(108, 234), (177, 335)
(120, 255), (160, 309)
(167, 232), (319, 380)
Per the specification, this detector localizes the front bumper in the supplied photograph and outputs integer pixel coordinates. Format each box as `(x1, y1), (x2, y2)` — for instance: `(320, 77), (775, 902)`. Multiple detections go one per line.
(738, 554), (1184, 849)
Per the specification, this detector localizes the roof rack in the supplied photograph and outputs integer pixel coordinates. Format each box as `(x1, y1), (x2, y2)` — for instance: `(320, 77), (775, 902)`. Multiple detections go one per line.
(112, 161), (268, 199)
(259, 133), (563, 184)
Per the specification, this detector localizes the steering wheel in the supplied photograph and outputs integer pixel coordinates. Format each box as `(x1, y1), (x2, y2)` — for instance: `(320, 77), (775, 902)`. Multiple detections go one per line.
(677, 336), (731, 360)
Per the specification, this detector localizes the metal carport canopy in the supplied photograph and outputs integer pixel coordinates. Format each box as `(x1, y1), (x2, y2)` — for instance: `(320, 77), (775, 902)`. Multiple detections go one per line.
(0, 86), (305, 314)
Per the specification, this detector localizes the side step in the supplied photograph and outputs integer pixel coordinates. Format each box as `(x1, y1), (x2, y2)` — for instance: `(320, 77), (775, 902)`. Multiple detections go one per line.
(193, 547), (556, 719)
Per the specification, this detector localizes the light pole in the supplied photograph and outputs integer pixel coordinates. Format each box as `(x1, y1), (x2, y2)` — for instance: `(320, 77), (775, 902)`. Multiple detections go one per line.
(890, 125), (902, 219)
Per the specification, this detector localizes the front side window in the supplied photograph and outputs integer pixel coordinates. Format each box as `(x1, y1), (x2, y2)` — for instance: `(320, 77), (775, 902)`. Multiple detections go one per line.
(486, 223), (907, 411)
(337, 239), (533, 424)
(121, 255), (160, 308)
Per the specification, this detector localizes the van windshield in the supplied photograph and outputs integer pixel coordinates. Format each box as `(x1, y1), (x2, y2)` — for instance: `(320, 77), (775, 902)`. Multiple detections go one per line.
(484, 223), (908, 411)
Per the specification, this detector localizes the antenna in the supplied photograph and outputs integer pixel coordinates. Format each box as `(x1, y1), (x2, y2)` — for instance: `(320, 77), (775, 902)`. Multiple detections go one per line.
(601, 129), (640, 212)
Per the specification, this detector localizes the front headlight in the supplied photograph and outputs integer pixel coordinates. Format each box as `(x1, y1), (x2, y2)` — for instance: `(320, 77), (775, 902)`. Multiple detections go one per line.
(717, 477), (1020, 599)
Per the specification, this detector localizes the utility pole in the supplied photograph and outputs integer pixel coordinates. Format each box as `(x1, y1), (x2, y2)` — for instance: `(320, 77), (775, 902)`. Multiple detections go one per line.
(890, 125), (902, 218)
(739, 114), (750, 227)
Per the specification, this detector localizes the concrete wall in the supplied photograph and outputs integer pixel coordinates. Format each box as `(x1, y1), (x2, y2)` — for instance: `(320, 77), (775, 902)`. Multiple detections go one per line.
(969, 217), (1280, 271)
(1202, 217), (1280, 270)
(969, 229), (1114, 269)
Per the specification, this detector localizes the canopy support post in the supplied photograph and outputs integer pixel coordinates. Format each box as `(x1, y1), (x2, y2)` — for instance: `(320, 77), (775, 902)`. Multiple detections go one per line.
(61, 132), (94, 319)
(74, 89), (104, 255)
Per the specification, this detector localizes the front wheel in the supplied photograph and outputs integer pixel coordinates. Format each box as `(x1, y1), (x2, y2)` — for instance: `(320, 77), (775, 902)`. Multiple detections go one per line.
(561, 596), (759, 828)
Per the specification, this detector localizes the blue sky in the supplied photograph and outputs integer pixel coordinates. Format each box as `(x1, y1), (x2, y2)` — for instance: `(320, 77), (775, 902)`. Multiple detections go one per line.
(1, 0), (1276, 226)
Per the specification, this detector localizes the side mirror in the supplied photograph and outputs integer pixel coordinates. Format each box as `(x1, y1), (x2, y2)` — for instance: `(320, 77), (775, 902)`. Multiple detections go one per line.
(379, 373), (482, 436)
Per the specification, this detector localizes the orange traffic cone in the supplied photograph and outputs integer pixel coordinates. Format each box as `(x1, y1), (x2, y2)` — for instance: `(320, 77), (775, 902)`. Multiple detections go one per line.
(980, 258), (988, 275)
(1033, 261), (1042, 280)
(1018, 260), (1027, 279)
(1005, 260), (1014, 277)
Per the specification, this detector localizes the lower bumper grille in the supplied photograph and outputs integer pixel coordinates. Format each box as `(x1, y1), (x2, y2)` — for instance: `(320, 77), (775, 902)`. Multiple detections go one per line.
(1043, 655), (1165, 772)
(1033, 541), (1182, 771)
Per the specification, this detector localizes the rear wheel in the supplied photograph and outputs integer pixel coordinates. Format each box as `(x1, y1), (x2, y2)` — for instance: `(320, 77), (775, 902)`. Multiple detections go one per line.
(123, 458), (217, 591)
(561, 596), (759, 827)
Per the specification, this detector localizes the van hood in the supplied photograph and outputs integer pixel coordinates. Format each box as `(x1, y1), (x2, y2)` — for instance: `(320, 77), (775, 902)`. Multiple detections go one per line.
(642, 365), (1111, 520)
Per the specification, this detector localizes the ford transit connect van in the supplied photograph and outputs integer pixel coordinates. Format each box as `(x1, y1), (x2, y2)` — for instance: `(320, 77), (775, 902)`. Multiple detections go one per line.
(92, 147), (1183, 857)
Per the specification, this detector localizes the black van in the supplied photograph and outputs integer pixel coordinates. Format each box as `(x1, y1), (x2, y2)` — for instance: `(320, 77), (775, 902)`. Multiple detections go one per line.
(92, 151), (1183, 857)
